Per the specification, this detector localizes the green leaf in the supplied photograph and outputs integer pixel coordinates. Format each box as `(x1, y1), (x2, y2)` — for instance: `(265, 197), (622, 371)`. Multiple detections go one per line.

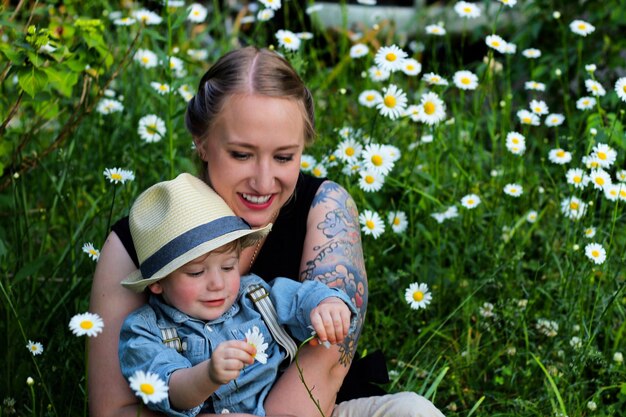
(17, 66), (48, 97)
(43, 66), (79, 97)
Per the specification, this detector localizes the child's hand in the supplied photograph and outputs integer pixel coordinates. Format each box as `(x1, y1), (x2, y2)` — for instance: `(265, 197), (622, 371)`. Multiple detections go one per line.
(310, 297), (351, 345)
(207, 340), (256, 385)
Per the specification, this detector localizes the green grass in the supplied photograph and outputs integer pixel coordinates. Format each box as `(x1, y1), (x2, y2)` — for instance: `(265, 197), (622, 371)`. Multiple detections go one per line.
(1, 0), (626, 416)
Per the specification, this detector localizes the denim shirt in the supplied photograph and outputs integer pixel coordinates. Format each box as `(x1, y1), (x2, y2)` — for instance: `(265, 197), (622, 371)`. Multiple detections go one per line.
(119, 274), (357, 417)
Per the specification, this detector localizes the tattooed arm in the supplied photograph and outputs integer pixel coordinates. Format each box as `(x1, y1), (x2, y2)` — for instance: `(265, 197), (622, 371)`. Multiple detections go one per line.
(264, 181), (367, 417)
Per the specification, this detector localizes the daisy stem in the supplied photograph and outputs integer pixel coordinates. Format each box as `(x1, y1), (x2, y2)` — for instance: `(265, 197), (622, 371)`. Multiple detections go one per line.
(29, 379), (36, 417)
(165, 4), (175, 179)
(105, 185), (118, 242)
(84, 339), (89, 417)
(294, 336), (327, 417)
(136, 402), (142, 417)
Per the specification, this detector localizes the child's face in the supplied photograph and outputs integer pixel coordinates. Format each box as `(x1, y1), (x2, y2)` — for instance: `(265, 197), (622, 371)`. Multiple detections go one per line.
(149, 249), (241, 321)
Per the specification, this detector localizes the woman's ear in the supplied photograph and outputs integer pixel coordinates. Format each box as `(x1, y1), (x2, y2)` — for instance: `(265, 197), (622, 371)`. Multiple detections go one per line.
(193, 137), (206, 161)
(148, 282), (163, 295)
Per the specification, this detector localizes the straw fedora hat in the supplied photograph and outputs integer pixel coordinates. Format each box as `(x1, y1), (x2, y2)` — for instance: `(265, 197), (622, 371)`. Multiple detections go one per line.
(121, 173), (272, 292)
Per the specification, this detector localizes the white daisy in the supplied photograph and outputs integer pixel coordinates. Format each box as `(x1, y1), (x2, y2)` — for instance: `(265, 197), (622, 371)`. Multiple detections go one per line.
(431, 206), (459, 224)
(358, 170), (385, 192)
(358, 89), (382, 108)
(359, 210), (385, 239)
(561, 196), (587, 220)
(505, 131), (526, 155)
(615, 77), (626, 103)
(383, 144), (401, 162)
(336, 138), (362, 162)
(583, 227), (596, 238)
(103, 167), (135, 185)
(485, 34), (508, 54)
(585, 64), (597, 73)
(297, 32), (313, 40)
(132, 9), (163, 25)
(461, 194), (481, 209)
(350, 43), (369, 58)
(401, 58), (422, 76)
(416, 92), (446, 125)
(128, 370), (169, 404)
(585, 79), (606, 97)
(368, 65), (391, 82)
(361, 143), (395, 175)
(260, 0), (282, 11)
(374, 45), (408, 73)
(565, 168), (587, 189)
(526, 210), (538, 223)
(68, 312), (104, 337)
(376, 84), (408, 120)
(82, 242), (101, 261)
(187, 48), (208, 61)
(582, 155), (602, 170)
(591, 143), (617, 168)
(616, 169), (626, 182)
(423, 72), (449, 86)
(187, 3), (208, 22)
(589, 169), (611, 190)
(425, 24), (446, 36)
(404, 283), (432, 310)
(536, 318), (559, 337)
(26, 340), (44, 356)
(517, 109), (540, 126)
(497, 0), (517, 6)
(275, 29), (301, 51)
(310, 163), (328, 179)
(502, 42), (517, 54)
(548, 148), (572, 165)
(257, 8), (275, 21)
(604, 184), (620, 201)
(245, 326), (269, 364)
(96, 98), (124, 115)
(167, 56), (186, 78)
(503, 183), (523, 197)
(113, 17), (136, 26)
(454, 1), (481, 18)
(584, 243), (606, 264)
(387, 211), (408, 233)
(138, 114), (166, 143)
(150, 81), (170, 95)
(570, 19), (595, 36)
(134, 49), (158, 68)
(618, 184), (626, 202)
(178, 84), (194, 102)
(525, 80), (546, 91)
(529, 99), (549, 115)
(300, 154), (316, 171)
(453, 70), (479, 90)
(576, 96), (596, 110)
(545, 113), (565, 127)
(522, 48), (541, 58)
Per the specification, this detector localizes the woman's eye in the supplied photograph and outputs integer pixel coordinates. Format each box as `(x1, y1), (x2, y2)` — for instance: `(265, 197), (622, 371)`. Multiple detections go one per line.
(230, 151), (250, 160)
(275, 155), (294, 163)
(187, 270), (203, 277)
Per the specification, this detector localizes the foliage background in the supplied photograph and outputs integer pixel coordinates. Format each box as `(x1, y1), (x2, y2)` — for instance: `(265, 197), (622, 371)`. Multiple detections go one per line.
(1, 0), (625, 416)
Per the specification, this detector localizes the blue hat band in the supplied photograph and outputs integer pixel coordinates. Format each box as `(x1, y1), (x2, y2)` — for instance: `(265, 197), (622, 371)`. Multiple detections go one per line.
(140, 216), (250, 279)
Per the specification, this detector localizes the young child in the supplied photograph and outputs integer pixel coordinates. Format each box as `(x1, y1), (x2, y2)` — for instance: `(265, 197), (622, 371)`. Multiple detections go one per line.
(118, 173), (357, 417)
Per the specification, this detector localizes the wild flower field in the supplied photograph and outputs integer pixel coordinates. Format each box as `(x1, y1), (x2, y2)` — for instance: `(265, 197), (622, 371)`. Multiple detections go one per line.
(1, 0), (625, 416)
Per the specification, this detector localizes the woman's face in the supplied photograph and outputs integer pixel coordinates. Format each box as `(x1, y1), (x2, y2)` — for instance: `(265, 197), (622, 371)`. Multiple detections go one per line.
(196, 94), (305, 227)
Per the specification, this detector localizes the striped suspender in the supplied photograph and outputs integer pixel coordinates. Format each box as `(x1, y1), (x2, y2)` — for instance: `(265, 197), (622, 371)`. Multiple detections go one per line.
(246, 284), (298, 364)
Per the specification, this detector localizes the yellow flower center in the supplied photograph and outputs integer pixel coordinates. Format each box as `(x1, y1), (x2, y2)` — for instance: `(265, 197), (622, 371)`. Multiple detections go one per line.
(556, 150), (565, 157)
(432, 76), (440, 82)
(424, 101), (436, 115)
(620, 190), (626, 197)
(510, 188), (517, 194)
(346, 147), (355, 156)
(578, 23), (586, 30)
(313, 168), (322, 177)
(406, 64), (415, 71)
(492, 40), (500, 47)
(284, 37), (292, 44)
(595, 177), (605, 186)
(159, 85), (168, 91)
(522, 117), (531, 123)
(89, 249), (98, 256)
(385, 52), (397, 62)
(366, 94), (375, 101)
(573, 176), (582, 183)
(591, 250), (599, 257)
(393, 217), (400, 225)
(365, 175), (374, 184)
(461, 77), (471, 85)
(80, 321), (93, 330)
(551, 117), (558, 123)
(413, 291), (424, 301)
(140, 383), (155, 395)
(384, 95), (397, 108)
(301, 162), (310, 168)
(623, 85), (626, 93)
(146, 124), (158, 135)
(512, 138), (520, 144)
(467, 199), (474, 205)
(31, 346), (37, 351)
(534, 107), (541, 113)
(463, 6), (471, 13)
(371, 155), (383, 166)
(366, 220), (375, 230)
(141, 57), (149, 64)
(570, 202), (579, 210)
(597, 151), (607, 160)
(193, 11), (200, 16)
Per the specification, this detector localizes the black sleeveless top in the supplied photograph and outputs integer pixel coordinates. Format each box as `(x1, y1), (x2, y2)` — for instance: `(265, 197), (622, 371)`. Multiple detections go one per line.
(112, 172), (325, 281)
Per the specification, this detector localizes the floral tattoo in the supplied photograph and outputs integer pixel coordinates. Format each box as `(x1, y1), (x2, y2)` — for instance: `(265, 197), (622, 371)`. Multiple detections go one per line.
(302, 182), (368, 366)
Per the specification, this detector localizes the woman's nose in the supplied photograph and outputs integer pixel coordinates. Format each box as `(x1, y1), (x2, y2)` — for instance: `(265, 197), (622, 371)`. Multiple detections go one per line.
(250, 159), (275, 193)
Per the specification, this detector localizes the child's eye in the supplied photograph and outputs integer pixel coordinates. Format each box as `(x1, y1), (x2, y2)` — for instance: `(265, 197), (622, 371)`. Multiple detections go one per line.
(186, 270), (204, 277)
(222, 266), (235, 272)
